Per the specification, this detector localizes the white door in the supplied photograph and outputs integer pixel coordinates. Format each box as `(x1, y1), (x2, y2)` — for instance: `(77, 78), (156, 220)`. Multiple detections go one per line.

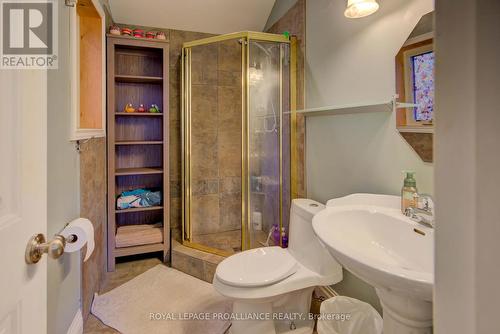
(0, 69), (48, 333)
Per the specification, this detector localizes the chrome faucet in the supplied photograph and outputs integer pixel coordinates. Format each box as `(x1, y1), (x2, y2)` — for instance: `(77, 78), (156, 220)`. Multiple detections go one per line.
(404, 194), (435, 228)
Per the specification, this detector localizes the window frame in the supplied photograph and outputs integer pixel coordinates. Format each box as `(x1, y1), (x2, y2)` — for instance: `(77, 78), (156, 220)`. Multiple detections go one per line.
(395, 38), (434, 129)
(403, 44), (434, 125)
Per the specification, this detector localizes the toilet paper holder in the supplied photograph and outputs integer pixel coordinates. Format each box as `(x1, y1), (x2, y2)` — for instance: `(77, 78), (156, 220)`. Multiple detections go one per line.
(25, 233), (78, 264)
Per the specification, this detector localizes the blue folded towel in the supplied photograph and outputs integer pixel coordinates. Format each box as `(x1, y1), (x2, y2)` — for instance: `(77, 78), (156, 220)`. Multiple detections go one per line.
(116, 188), (162, 210)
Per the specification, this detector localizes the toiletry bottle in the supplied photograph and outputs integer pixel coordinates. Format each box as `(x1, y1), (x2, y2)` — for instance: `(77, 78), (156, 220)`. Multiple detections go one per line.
(282, 230), (288, 248)
(401, 171), (418, 213)
(272, 224), (280, 245)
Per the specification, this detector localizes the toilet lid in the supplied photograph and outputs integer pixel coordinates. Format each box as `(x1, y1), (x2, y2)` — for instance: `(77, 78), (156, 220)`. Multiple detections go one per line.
(215, 246), (298, 287)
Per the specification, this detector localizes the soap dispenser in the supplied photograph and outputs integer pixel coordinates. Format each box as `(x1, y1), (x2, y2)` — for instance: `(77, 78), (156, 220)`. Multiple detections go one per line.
(401, 171), (418, 213)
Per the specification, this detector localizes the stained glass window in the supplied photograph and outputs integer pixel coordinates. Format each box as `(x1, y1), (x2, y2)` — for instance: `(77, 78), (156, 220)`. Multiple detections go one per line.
(411, 51), (434, 122)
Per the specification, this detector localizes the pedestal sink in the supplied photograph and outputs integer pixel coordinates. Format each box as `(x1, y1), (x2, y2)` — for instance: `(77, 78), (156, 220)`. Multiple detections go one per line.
(312, 194), (433, 334)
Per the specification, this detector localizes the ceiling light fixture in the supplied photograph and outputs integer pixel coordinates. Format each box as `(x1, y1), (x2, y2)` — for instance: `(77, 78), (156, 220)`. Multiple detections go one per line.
(344, 0), (380, 19)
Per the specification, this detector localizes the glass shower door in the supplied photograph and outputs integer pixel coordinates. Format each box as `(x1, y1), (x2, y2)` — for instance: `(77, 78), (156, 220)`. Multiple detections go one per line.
(247, 41), (291, 249)
(184, 39), (243, 255)
(182, 33), (293, 256)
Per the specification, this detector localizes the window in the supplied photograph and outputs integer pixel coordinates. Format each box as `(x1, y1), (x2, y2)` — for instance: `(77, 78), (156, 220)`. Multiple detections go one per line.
(411, 51), (434, 122)
(404, 44), (434, 124)
(396, 39), (434, 128)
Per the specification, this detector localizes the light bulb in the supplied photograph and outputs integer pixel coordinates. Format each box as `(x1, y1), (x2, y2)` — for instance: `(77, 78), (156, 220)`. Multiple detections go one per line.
(344, 0), (379, 19)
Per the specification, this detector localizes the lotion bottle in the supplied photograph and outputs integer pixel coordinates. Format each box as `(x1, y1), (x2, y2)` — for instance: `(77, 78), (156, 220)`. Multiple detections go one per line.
(401, 171), (418, 213)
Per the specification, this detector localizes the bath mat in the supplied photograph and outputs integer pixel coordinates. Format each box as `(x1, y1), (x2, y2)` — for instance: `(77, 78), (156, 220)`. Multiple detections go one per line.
(91, 265), (231, 334)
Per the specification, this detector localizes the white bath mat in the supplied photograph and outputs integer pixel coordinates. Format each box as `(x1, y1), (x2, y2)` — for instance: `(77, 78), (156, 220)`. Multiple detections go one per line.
(91, 265), (231, 334)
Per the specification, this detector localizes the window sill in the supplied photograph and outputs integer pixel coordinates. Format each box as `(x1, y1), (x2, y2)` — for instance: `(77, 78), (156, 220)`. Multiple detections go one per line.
(397, 125), (434, 134)
(70, 129), (106, 141)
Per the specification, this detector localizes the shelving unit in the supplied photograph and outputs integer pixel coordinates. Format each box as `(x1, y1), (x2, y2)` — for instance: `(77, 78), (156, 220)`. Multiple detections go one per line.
(107, 35), (169, 271)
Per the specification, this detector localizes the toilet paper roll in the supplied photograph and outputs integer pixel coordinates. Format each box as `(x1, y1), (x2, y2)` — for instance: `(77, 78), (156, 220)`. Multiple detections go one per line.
(61, 218), (95, 262)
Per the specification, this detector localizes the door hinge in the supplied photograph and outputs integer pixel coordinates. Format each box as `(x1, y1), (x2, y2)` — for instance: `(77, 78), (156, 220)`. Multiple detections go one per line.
(65, 0), (77, 7)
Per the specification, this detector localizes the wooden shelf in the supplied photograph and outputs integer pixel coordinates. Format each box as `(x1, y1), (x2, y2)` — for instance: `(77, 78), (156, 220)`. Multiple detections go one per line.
(115, 74), (163, 83)
(114, 243), (165, 257)
(292, 98), (415, 117)
(115, 206), (163, 214)
(115, 112), (163, 117)
(115, 167), (163, 176)
(293, 100), (393, 116)
(107, 35), (169, 271)
(107, 34), (169, 43)
(397, 125), (435, 134)
(115, 141), (163, 145)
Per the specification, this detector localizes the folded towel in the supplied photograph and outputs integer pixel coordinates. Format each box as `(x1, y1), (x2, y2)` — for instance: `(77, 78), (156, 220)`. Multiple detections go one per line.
(115, 223), (163, 248)
(116, 188), (161, 210)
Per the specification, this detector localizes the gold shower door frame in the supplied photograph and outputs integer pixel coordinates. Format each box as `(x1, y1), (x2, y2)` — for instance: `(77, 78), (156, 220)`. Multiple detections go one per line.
(181, 32), (297, 256)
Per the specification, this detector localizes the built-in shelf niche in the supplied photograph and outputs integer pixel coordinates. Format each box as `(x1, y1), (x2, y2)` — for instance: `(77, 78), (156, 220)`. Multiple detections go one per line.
(70, 0), (106, 140)
(107, 35), (170, 271)
(115, 174), (164, 196)
(115, 145), (163, 169)
(115, 116), (163, 142)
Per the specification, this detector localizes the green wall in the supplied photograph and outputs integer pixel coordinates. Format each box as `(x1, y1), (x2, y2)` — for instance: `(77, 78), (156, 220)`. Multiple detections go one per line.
(303, 0), (433, 313)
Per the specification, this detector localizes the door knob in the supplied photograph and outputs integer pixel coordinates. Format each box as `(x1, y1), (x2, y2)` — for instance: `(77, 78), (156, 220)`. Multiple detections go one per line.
(25, 234), (67, 264)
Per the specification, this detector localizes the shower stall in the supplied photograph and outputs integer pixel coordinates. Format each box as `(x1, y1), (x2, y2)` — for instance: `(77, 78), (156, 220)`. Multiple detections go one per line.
(181, 32), (296, 256)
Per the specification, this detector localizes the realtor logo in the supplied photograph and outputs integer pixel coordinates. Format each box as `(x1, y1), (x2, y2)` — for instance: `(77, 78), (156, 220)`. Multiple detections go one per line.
(1, 0), (58, 69)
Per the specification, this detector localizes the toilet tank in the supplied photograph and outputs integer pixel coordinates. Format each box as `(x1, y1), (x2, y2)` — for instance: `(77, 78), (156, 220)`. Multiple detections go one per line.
(288, 199), (342, 277)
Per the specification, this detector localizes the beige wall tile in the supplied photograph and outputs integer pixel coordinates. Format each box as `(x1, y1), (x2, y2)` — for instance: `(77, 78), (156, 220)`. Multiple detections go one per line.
(191, 194), (220, 235)
(218, 70), (241, 87)
(171, 251), (205, 281)
(219, 193), (242, 231)
(218, 40), (241, 72)
(220, 176), (241, 194)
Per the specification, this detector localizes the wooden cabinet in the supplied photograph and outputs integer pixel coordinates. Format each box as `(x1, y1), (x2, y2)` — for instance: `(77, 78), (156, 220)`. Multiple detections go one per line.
(70, 0), (106, 140)
(106, 35), (169, 271)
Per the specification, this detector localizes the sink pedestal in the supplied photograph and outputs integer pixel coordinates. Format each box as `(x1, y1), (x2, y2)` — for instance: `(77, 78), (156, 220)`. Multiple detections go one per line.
(376, 288), (432, 334)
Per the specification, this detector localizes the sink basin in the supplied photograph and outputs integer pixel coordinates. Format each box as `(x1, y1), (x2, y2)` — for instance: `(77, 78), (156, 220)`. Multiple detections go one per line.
(312, 194), (434, 334)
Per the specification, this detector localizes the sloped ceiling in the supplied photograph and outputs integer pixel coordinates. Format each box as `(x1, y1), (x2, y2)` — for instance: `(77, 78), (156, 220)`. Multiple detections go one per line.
(108, 0), (276, 34)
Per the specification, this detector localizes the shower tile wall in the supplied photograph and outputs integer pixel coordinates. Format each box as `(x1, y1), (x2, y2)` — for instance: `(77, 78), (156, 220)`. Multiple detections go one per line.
(190, 40), (242, 253)
(168, 29), (216, 244)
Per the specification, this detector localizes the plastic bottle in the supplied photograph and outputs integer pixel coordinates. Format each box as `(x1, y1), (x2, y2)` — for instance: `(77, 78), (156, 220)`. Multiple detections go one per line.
(401, 171), (418, 213)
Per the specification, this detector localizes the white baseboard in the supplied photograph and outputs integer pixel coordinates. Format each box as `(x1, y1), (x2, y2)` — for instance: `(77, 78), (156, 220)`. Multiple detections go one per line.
(67, 309), (83, 334)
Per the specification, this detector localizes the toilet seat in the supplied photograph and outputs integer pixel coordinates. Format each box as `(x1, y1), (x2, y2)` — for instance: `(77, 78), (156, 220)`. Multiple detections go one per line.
(215, 246), (298, 287)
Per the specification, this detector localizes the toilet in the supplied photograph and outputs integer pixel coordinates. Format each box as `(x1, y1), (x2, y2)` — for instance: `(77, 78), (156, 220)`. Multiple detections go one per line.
(213, 199), (343, 334)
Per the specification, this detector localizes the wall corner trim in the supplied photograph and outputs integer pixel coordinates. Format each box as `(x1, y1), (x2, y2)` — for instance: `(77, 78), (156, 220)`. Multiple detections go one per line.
(67, 309), (83, 334)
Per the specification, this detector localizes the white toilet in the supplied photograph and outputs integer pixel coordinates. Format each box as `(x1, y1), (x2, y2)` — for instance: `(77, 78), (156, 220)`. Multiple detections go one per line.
(213, 199), (343, 334)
